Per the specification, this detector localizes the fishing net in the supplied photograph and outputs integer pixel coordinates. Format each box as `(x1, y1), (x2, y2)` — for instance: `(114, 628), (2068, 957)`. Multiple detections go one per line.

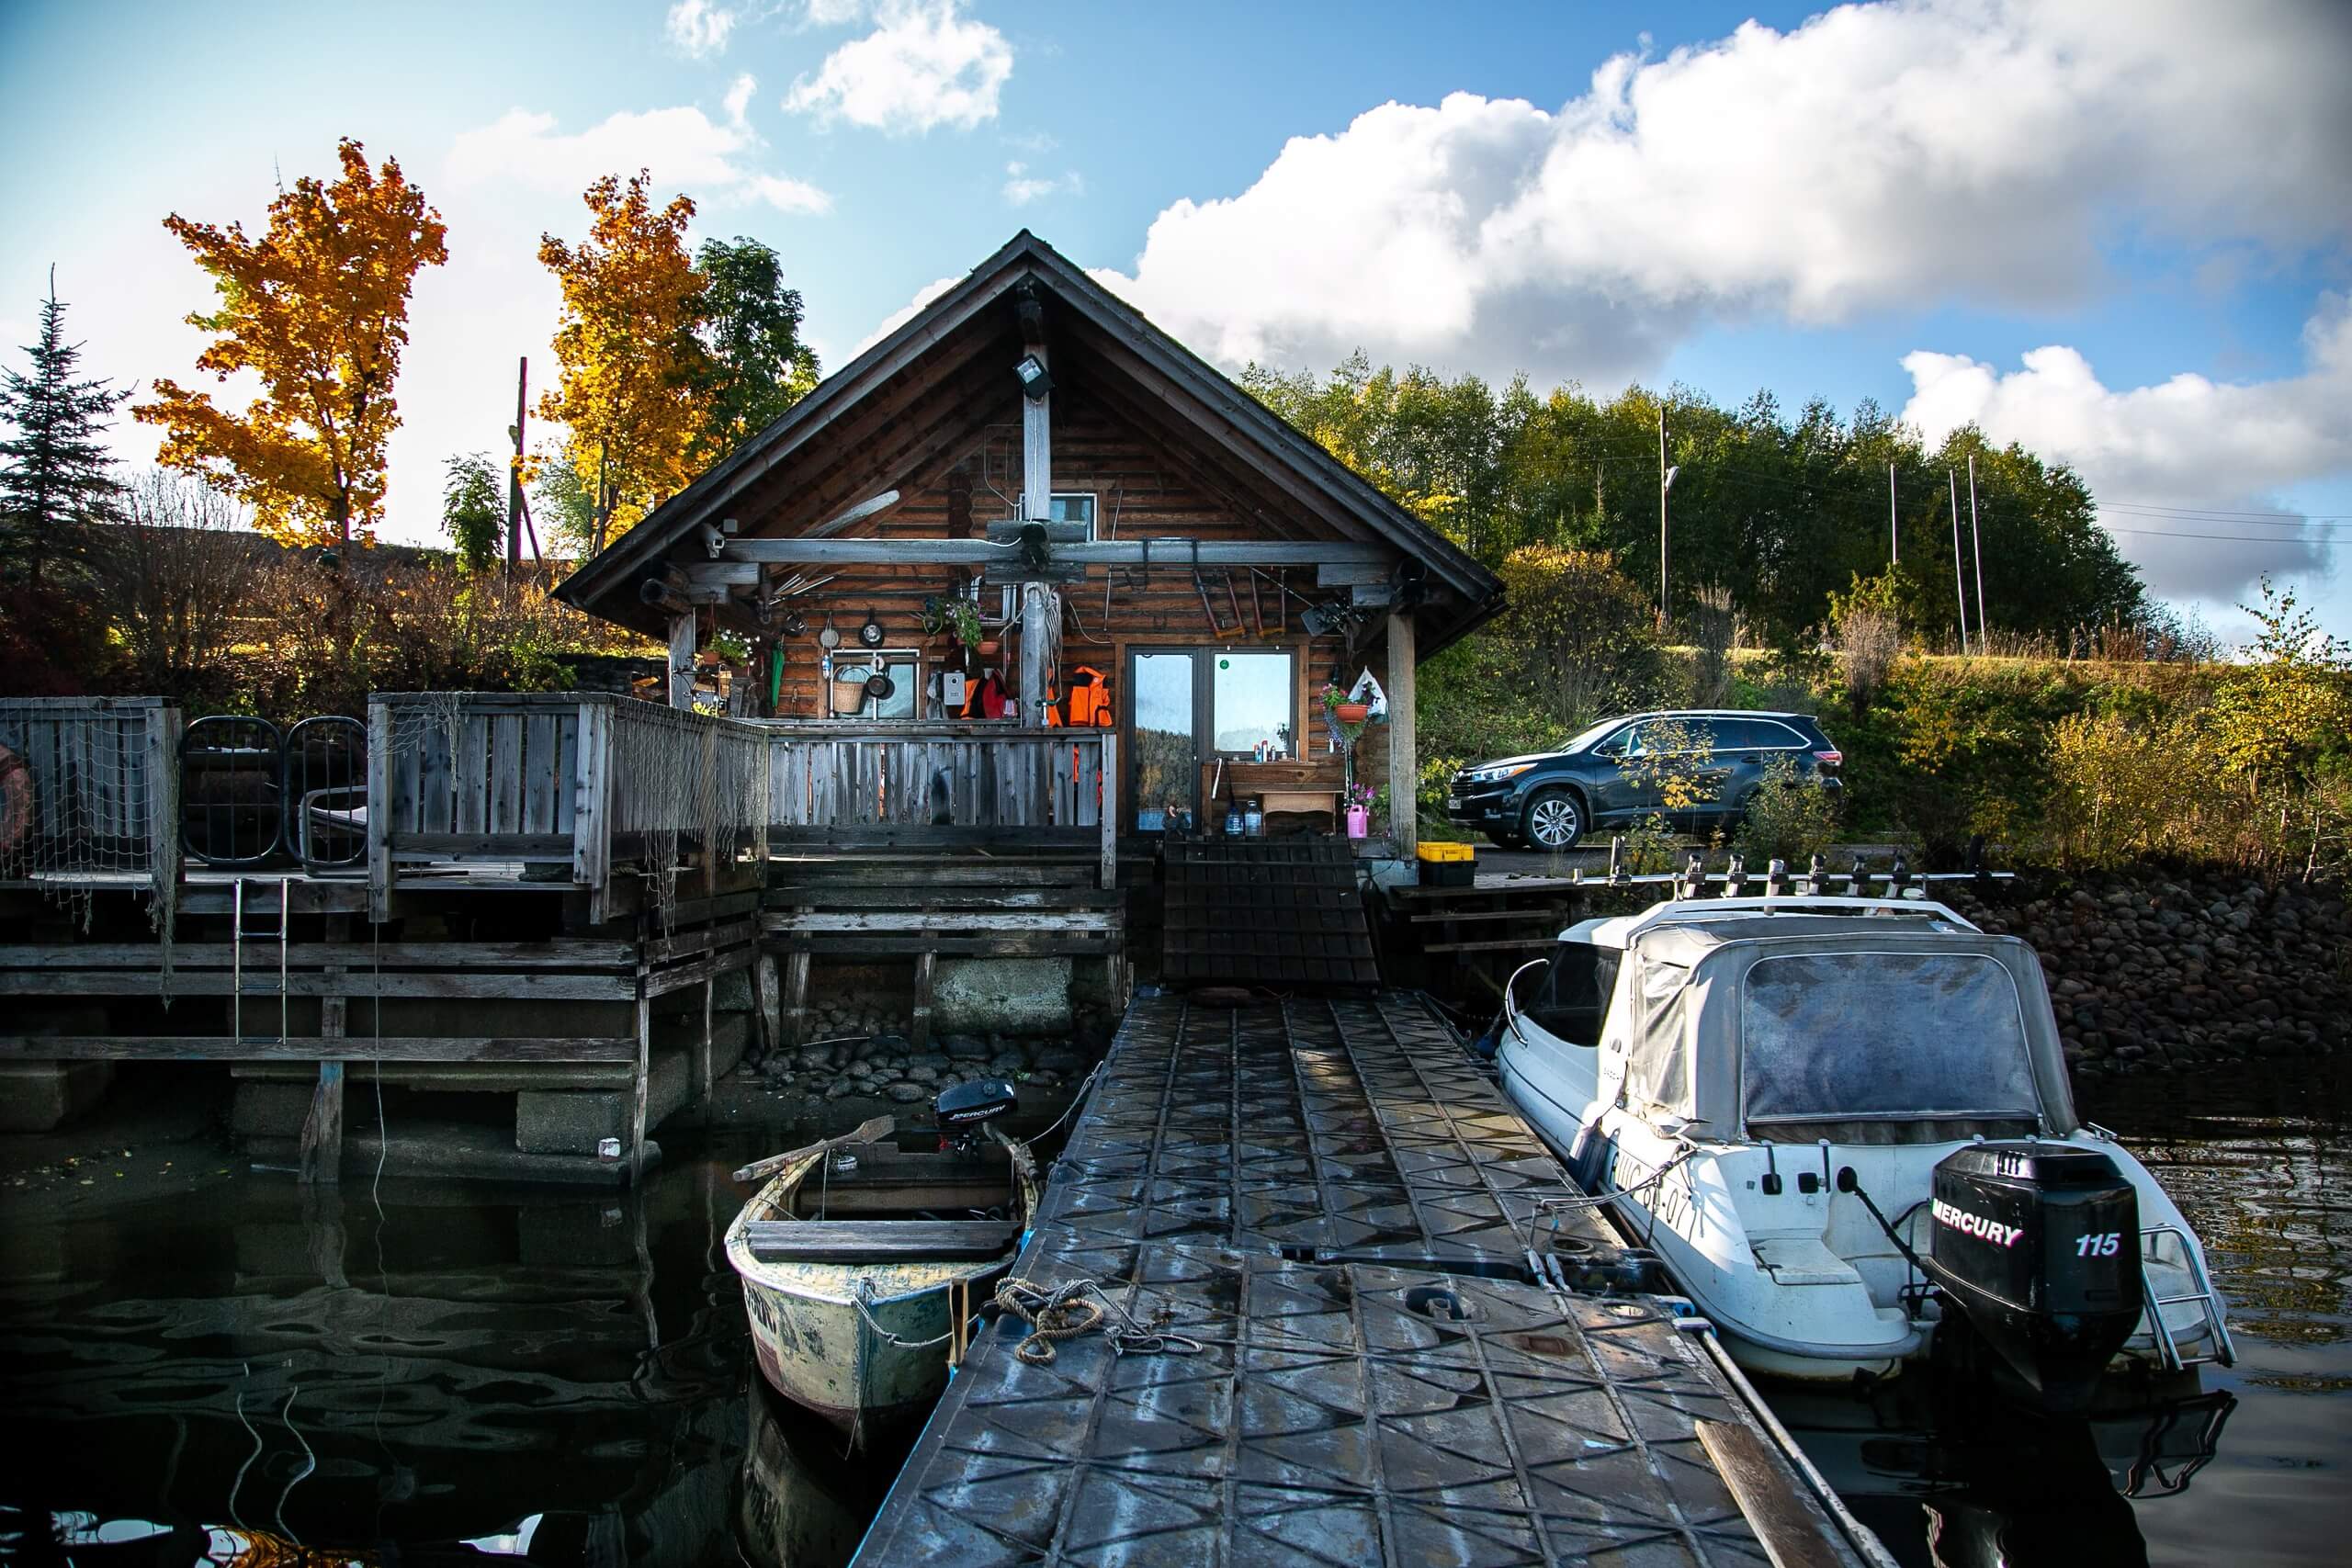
(606, 700), (771, 932)
(0, 698), (179, 989)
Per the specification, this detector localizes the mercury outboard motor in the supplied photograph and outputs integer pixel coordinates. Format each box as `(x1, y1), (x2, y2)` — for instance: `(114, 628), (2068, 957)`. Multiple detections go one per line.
(1920, 1141), (2143, 1412)
(934, 1077), (1017, 1153)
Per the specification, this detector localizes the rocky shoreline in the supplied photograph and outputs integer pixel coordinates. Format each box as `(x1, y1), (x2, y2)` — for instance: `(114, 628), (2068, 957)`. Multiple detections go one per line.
(1938, 868), (2349, 1076)
(738, 998), (1117, 1110)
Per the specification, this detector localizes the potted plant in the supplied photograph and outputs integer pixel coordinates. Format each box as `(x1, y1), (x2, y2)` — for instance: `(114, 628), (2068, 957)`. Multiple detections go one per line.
(1322, 678), (1371, 726)
(703, 628), (752, 668)
(947, 599), (984, 649)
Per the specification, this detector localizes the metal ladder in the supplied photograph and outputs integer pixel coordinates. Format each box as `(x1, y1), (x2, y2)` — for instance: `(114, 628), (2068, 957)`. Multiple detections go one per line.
(2138, 1223), (2236, 1371)
(232, 876), (289, 1045)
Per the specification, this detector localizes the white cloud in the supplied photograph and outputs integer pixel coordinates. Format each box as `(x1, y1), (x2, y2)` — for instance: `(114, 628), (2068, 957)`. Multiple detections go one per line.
(665, 0), (736, 57)
(803, 0), (867, 23)
(848, 275), (959, 359)
(785, 0), (1012, 134)
(1096, 0), (2352, 387)
(446, 103), (831, 215)
(723, 73), (757, 130)
(1001, 161), (1081, 207)
(1902, 299), (2352, 601)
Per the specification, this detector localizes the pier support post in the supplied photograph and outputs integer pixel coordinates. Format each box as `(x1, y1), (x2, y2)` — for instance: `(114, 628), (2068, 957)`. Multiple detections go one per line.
(783, 949), (811, 1049)
(911, 950), (936, 1051)
(299, 915), (347, 1186)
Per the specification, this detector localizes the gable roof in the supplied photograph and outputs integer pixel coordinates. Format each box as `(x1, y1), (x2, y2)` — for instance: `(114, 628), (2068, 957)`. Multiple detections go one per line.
(554, 230), (1503, 649)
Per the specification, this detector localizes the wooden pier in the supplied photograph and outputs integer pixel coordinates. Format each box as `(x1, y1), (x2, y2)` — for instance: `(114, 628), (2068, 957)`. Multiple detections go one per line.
(854, 993), (1877, 1566)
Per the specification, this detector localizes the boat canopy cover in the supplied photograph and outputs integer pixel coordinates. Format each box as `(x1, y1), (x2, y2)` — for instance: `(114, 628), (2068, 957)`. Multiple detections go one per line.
(1616, 918), (2076, 1138)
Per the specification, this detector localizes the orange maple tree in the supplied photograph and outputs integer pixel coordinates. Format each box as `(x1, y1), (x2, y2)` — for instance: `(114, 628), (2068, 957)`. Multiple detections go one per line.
(136, 139), (447, 547)
(536, 171), (713, 551)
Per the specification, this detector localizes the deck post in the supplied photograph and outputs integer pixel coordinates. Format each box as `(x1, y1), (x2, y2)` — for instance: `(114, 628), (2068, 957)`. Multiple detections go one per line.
(367, 701), (392, 924)
(142, 705), (180, 906)
(574, 700), (611, 925)
(300, 915), (349, 1185)
(910, 949), (936, 1051)
(630, 989), (651, 1178)
(668, 610), (697, 709)
(783, 949), (811, 1049)
(1099, 733), (1118, 889)
(1386, 612), (1418, 857)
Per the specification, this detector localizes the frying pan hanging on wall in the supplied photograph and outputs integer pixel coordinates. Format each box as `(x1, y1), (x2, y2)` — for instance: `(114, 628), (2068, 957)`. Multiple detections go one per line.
(865, 671), (896, 702)
(818, 609), (842, 649)
(782, 610), (808, 637)
(858, 607), (886, 649)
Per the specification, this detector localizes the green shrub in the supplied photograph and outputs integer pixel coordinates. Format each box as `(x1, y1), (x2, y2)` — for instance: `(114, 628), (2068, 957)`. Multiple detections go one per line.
(1732, 755), (1841, 865)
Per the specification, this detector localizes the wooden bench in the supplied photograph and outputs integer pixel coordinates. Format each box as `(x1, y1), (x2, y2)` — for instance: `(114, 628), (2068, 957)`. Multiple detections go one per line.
(743, 1218), (1021, 1263)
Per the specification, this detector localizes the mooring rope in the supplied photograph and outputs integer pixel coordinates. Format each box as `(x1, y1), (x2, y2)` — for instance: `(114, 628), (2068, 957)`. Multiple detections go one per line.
(993, 1277), (1204, 1363)
(1532, 1145), (1697, 1214)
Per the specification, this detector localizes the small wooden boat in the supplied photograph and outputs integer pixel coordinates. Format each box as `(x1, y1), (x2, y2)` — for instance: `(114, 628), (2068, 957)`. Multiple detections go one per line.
(725, 1085), (1039, 1434)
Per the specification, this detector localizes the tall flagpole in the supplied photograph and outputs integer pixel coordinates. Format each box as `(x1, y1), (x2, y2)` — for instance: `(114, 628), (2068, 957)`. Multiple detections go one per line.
(1950, 468), (1969, 657)
(1967, 454), (1986, 646)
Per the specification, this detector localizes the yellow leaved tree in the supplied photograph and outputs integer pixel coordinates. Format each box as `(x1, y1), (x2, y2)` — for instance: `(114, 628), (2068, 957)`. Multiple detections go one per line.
(135, 140), (447, 547)
(537, 172), (713, 553)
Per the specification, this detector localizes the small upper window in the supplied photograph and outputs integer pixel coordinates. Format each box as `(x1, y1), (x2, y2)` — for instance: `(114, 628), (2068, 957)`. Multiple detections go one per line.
(1048, 492), (1097, 540)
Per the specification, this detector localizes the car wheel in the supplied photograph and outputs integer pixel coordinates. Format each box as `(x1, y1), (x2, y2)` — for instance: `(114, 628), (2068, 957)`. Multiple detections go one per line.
(1523, 789), (1584, 852)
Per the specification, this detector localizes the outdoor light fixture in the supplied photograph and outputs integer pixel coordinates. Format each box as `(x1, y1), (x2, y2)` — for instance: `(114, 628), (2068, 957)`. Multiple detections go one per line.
(1014, 354), (1054, 400)
(1018, 522), (1052, 570)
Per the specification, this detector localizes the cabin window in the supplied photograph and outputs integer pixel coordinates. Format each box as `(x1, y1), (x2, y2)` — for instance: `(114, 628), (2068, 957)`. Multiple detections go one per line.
(1018, 492), (1099, 540)
(831, 650), (920, 719)
(1521, 942), (1620, 1042)
(1209, 651), (1295, 756)
(1741, 953), (2039, 1125)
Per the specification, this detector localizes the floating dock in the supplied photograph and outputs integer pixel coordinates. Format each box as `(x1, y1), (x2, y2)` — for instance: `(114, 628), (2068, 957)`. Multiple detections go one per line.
(855, 992), (1875, 1565)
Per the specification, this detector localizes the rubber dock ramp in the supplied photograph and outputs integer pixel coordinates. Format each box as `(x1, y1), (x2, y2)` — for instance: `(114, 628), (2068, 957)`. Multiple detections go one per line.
(855, 994), (1871, 1566)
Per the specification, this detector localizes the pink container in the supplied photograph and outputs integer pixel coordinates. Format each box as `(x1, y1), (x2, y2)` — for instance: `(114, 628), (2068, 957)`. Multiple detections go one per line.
(1345, 806), (1371, 840)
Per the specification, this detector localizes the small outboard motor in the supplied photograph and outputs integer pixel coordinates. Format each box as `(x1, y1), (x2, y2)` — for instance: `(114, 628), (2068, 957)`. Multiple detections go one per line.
(1920, 1141), (2143, 1412)
(934, 1077), (1017, 1153)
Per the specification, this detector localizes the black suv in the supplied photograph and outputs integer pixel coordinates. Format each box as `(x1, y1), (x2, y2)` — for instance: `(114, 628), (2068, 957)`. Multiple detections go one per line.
(1444, 709), (1844, 851)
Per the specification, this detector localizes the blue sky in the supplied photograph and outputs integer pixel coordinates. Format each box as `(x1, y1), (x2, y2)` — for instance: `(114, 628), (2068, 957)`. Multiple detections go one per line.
(4, 0), (2347, 638)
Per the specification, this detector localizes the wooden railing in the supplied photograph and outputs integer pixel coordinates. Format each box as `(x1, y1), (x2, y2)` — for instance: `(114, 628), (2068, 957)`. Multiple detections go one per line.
(0, 697), (180, 901)
(367, 693), (774, 920)
(763, 722), (1117, 886)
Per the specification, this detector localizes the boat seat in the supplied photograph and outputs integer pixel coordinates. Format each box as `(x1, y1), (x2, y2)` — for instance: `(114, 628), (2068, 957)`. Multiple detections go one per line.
(1748, 1235), (1857, 1286)
(745, 1219), (1020, 1264)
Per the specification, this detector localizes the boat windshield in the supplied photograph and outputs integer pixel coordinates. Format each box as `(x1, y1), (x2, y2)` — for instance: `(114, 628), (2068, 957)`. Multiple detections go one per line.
(1740, 952), (2040, 1125)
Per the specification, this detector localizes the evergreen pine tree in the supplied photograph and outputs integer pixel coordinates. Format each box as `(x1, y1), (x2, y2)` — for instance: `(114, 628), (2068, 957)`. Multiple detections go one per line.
(0, 268), (130, 586)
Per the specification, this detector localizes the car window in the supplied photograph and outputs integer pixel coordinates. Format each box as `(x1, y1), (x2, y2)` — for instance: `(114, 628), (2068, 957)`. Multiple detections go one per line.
(1723, 717), (1805, 750)
(1591, 725), (1634, 757)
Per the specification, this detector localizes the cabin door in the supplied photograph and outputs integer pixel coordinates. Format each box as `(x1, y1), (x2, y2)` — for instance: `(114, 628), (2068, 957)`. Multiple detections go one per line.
(1127, 649), (1198, 832)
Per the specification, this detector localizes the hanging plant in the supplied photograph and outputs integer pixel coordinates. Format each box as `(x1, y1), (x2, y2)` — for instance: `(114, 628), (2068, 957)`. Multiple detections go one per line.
(947, 599), (984, 648)
(706, 628), (752, 665)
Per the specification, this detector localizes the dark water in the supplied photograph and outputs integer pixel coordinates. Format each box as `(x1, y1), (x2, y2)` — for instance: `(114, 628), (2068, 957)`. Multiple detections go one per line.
(0, 1068), (2343, 1566)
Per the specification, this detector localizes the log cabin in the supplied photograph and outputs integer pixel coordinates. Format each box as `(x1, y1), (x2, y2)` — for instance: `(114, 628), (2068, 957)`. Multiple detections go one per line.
(553, 230), (1502, 862)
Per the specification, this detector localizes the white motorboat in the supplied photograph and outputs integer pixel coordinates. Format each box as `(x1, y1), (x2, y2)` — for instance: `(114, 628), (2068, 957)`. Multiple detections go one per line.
(1497, 896), (2233, 1407)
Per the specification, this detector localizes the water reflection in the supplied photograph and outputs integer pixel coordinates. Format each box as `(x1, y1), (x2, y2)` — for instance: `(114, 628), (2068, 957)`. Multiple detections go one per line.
(3, 1067), (2344, 1566)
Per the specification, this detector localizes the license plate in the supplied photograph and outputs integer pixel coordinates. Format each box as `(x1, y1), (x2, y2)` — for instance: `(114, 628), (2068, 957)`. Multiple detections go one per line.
(1445, 797), (1461, 811)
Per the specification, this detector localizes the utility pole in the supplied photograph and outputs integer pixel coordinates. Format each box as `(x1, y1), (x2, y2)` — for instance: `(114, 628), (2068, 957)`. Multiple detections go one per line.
(507, 356), (528, 572)
(1657, 406), (1669, 623)
(1967, 453), (1986, 647)
(1949, 468), (1968, 657)
(1888, 461), (1899, 566)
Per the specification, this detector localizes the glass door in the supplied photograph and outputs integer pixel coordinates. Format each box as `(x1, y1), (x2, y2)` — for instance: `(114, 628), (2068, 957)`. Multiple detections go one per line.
(1129, 650), (1198, 832)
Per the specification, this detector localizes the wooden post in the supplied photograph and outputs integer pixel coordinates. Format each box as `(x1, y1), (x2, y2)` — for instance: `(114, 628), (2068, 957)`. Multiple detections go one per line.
(1020, 332), (1056, 729)
(574, 701), (611, 924)
(911, 949), (936, 1052)
(143, 705), (179, 909)
(696, 972), (714, 1115)
(668, 610), (698, 709)
(1386, 612), (1418, 858)
(367, 701), (392, 925)
(300, 915), (349, 1185)
(630, 990), (651, 1179)
(783, 949), (811, 1049)
(1099, 733), (1118, 889)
